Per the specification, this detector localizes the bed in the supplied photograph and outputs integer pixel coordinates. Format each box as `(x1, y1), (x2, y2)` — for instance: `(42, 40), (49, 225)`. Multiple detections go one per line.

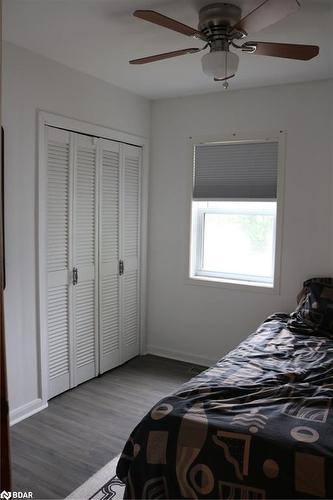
(116, 279), (333, 499)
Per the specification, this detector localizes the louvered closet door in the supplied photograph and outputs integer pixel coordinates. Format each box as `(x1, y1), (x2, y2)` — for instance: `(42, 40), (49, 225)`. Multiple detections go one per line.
(73, 134), (98, 386)
(47, 127), (72, 399)
(99, 139), (121, 374)
(46, 127), (142, 397)
(121, 144), (141, 363)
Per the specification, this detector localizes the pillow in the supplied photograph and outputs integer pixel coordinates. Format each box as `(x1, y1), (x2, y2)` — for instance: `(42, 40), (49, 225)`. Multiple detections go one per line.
(287, 278), (333, 338)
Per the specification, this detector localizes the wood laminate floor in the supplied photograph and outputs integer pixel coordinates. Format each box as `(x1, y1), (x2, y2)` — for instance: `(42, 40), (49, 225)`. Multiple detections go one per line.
(11, 355), (204, 500)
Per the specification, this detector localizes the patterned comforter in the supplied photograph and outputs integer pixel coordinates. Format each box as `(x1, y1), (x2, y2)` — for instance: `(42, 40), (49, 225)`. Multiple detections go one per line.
(116, 314), (333, 499)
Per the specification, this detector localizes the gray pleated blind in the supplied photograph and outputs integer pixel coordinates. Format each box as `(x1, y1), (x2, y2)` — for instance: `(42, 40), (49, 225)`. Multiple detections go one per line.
(193, 141), (279, 200)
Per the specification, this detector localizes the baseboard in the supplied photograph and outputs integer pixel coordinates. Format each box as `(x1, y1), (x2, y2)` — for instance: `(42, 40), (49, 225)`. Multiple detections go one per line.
(9, 349), (213, 426)
(10, 398), (48, 426)
(146, 344), (216, 368)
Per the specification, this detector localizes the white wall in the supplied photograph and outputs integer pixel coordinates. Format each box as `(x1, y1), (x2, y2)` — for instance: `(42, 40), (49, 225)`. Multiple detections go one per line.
(2, 42), (151, 422)
(147, 80), (333, 367)
(4, 39), (333, 422)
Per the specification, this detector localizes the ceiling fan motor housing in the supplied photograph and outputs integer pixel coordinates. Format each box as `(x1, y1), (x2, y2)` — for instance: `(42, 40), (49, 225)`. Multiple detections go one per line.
(198, 3), (242, 43)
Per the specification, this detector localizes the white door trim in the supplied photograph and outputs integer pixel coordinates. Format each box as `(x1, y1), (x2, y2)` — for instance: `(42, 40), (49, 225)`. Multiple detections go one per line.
(38, 110), (149, 409)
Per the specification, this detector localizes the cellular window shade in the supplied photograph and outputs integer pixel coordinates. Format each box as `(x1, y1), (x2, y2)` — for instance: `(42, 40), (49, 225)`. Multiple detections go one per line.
(193, 141), (279, 200)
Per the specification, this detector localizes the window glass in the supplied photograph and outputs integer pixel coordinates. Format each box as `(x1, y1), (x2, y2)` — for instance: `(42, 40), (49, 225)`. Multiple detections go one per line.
(201, 202), (276, 282)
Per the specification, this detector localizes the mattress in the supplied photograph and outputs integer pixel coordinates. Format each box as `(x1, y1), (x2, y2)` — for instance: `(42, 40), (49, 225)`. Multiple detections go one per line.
(116, 313), (333, 499)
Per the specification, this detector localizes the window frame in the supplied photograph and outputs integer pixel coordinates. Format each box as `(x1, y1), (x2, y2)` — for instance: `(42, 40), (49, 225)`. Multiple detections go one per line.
(187, 132), (286, 294)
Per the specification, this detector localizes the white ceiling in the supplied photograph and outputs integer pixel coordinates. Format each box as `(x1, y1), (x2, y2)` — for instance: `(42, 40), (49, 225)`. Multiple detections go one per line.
(3, 0), (333, 99)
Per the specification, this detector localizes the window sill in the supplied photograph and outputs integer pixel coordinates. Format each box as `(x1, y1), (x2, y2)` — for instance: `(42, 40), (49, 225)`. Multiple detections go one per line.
(187, 274), (279, 294)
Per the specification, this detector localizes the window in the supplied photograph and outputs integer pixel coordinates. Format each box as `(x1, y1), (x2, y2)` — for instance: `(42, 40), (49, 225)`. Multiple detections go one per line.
(190, 138), (282, 289)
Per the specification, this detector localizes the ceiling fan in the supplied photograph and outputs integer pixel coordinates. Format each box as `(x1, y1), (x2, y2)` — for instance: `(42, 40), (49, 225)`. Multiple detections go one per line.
(129, 0), (319, 87)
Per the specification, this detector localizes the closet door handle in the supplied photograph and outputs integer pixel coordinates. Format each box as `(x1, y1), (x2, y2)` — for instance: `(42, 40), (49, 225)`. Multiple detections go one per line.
(72, 267), (78, 286)
(119, 260), (124, 276)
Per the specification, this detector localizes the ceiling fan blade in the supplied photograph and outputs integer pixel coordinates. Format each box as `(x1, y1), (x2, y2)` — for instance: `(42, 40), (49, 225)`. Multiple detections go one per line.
(243, 41), (319, 60)
(133, 10), (207, 41)
(129, 48), (201, 65)
(233, 0), (300, 35)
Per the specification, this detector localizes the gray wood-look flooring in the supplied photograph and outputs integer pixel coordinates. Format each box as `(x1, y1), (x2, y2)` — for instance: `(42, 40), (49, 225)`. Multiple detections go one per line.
(11, 355), (204, 500)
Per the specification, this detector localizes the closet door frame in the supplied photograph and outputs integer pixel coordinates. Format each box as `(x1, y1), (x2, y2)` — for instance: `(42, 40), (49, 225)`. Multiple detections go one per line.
(38, 111), (149, 412)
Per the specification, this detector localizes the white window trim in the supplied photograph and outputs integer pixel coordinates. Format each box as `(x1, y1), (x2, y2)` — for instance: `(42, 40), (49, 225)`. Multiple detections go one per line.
(185, 131), (286, 295)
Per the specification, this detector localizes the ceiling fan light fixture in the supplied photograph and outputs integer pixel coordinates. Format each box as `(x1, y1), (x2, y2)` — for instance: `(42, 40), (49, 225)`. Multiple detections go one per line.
(201, 50), (239, 80)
